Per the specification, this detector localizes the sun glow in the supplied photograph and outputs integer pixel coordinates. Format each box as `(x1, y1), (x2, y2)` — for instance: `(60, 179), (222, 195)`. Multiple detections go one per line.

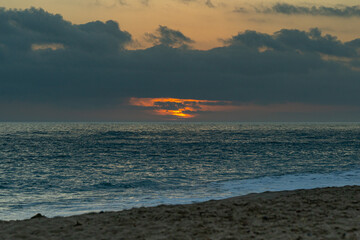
(129, 97), (231, 119)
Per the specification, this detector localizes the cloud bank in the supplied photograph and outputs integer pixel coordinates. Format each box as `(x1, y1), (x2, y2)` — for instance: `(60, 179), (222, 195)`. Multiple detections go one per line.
(1, 8), (131, 51)
(0, 8), (360, 120)
(259, 3), (360, 17)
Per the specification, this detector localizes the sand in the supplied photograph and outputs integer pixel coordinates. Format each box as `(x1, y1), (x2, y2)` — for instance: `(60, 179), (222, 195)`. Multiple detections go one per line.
(1, 186), (360, 240)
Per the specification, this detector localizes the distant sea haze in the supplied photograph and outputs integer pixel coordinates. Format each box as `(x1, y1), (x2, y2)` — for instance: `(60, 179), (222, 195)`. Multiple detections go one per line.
(1, 122), (359, 220)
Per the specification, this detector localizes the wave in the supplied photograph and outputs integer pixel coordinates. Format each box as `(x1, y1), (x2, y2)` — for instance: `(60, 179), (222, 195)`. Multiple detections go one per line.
(214, 168), (360, 197)
(91, 179), (163, 190)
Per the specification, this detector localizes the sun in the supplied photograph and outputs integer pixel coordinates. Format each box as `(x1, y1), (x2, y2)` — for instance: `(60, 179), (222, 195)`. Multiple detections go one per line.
(129, 97), (232, 119)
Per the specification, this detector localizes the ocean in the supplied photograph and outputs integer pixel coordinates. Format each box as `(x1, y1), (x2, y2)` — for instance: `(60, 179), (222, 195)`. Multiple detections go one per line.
(0, 122), (359, 221)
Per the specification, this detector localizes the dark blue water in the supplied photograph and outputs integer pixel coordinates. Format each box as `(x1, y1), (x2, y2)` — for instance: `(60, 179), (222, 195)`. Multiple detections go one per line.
(1, 122), (360, 220)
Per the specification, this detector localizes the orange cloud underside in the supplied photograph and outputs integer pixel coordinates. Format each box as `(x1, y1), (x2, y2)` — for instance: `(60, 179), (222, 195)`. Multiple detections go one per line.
(129, 97), (231, 118)
(129, 98), (353, 119)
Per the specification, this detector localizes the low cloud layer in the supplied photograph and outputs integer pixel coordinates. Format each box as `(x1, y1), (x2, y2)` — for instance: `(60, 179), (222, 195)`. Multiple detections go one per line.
(0, 8), (360, 120)
(259, 3), (360, 18)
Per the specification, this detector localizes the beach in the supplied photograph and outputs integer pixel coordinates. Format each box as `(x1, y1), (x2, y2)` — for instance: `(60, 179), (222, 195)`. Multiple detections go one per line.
(1, 186), (359, 240)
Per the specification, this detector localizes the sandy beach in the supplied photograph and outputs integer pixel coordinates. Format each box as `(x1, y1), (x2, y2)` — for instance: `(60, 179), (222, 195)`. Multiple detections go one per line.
(1, 185), (359, 240)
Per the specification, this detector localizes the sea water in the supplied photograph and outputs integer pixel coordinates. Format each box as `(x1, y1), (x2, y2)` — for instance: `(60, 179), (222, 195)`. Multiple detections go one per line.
(0, 122), (359, 220)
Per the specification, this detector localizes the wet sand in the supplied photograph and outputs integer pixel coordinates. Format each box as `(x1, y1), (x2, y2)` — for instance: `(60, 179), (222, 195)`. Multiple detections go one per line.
(1, 186), (360, 240)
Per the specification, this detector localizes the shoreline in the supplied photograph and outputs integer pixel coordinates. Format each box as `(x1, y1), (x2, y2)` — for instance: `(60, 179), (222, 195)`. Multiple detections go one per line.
(1, 186), (360, 239)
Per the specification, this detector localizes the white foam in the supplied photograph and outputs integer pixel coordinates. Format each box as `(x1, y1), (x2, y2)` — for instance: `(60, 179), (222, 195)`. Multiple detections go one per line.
(216, 168), (360, 196)
(102, 169), (360, 211)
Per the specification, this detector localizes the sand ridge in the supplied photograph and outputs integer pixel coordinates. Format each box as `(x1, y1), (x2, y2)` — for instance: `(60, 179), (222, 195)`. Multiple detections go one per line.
(1, 186), (360, 239)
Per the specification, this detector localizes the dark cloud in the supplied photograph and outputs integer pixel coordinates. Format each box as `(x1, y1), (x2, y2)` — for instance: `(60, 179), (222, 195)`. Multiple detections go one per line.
(118, 0), (128, 6)
(346, 38), (360, 48)
(205, 0), (215, 8)
(154, 101), (187, 110)
(145, 25), (194, 47)
(259, 3), (360, 17)
(0, 7), (132, 53)
(0, 8), (360, 120)
(140, 0), (149, 6)
(233, 7), (248, 13)
(94, 0), (129, 7)
(178, 0), (197, 4)
(177, 0), (216, 8)
(225, 28), (356, 57)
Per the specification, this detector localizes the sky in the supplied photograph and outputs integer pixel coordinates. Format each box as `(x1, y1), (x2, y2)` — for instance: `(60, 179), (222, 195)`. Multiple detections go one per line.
(0, 0), (360, 121)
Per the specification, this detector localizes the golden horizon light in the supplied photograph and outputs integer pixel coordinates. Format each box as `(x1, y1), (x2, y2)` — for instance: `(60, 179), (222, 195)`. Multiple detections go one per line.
(129, 97), (234, 119)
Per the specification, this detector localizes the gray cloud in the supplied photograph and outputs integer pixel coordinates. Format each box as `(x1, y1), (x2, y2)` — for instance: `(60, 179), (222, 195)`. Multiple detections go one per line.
(178, 0), (197, 4)
(233, 7), (248, 13)
(118, 0), (128, 6)
(205, 0), (215, 8)
(346, 38), (360, 48)
(259, 3), (360, 17)
(154, 101), (187, 110)
(145, 25), (194, 47)
(0, 7), (132, 53)
(0, 8), (360, 120)
(177, 0), (215, 8)
(225, 28), (356, 57)
(140, 0), (149, 6)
